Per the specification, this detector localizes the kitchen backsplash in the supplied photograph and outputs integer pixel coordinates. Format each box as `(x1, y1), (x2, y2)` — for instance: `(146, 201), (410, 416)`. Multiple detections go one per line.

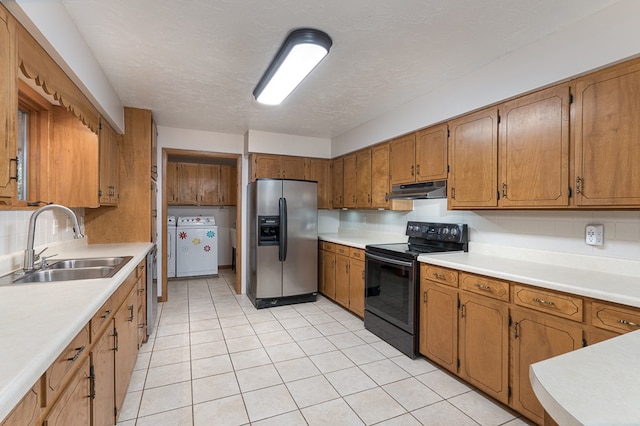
(337, 199), (640, 261)
(0, 208), (85, 270)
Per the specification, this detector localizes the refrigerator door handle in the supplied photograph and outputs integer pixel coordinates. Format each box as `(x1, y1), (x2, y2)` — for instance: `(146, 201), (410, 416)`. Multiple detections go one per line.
(279, 197), (288, 261)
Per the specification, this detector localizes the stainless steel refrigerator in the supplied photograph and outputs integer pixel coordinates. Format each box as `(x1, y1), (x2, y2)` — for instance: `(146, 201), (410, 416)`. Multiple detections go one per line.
(248, 179), (318, 309)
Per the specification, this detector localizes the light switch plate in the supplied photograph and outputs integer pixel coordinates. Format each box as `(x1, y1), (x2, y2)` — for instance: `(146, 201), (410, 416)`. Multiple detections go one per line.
(585, 224), (604, 246)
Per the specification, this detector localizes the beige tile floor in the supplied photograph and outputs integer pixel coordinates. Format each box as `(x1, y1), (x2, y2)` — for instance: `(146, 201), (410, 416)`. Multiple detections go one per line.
(117, 270), (532, 426)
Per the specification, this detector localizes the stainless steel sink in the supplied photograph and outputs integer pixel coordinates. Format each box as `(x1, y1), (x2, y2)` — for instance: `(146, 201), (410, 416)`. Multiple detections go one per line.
(12, 267), (114, 283)
(48, 256), (130, 269)
(0, 256), (133, 285)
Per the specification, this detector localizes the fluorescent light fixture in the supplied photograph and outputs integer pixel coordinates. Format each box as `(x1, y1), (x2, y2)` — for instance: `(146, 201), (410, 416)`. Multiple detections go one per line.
(253, 28), (332, 105)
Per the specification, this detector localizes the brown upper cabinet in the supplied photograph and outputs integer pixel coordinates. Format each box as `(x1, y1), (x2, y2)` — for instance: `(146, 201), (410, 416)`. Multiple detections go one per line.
(574, 58), (640, 207)
(498, 84), (570, 208)
(98, 119), (120, 206)
(370, 143), (413, 211)
(250, 153), (304, 180)
(449, 84), (571, 209)
(168, 162), (236, 206)
(0, 6), (17, 205)
(356, 149), (372, 209)
(448, 107), (499, 209)
(342, 153), (357, 208)
(304, 158), (331, 209)
(331, 157), (344, 208)
(389, 123), (448, 186)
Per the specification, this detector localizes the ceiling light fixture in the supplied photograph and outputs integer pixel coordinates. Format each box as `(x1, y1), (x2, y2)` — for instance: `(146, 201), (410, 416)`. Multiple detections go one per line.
(253, 28), (332, 105)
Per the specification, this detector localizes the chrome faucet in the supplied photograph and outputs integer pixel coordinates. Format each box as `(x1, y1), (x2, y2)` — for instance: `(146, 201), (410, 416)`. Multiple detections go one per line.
(23, 204), (85, 271)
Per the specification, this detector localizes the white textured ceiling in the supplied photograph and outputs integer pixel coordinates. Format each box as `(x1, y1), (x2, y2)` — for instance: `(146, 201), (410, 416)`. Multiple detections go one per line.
(60, 0), (618, 138)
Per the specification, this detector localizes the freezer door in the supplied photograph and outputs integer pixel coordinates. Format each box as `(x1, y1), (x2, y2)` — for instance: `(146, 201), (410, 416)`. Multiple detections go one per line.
(282, 180), (318, 297)
(253, 180), (284, 299)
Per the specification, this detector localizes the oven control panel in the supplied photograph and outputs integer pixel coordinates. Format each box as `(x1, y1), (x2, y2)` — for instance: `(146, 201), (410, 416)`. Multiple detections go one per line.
(406, 221), (468, 243)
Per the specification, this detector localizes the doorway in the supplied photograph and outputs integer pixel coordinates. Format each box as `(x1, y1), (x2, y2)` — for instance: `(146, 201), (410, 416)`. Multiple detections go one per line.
(160, 148), (242, 301)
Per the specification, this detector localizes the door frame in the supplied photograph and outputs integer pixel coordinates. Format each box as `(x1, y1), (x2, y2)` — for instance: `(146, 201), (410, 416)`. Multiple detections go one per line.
(161, 148), (242, 301)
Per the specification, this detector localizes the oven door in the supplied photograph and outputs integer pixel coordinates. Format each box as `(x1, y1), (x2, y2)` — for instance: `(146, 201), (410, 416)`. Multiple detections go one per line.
(365, 251), (416, 333)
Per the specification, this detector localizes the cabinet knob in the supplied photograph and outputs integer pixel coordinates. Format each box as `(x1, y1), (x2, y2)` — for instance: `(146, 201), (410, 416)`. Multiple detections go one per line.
(410, 165), (414, 176)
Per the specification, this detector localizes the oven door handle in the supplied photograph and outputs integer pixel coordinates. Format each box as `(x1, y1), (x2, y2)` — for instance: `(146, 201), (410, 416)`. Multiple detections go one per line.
(365, 252), (414, 268)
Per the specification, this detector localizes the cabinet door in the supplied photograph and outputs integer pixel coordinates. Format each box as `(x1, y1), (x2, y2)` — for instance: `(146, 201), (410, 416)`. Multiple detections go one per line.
(458, 292), (509, 404)
(229, 165), (237, 206)
(282, 156), (305, 180)
(419, 280), (458, 374)
(0, 7), (17, 203)
(415, 124), (448, 182)
(252, 154), (281, 180)
(199, 164), (220, 205)
(166, 162), (179, 205)
(335, 254), (350, 308)
(349, 259), (365, 317)
(92, 324), (116, 426)
(177, 163), (198, 205)
(389, 133), (416, 185)
(511, 308), (583, 424)
(499, 85), (570, 207)
(98, 120), (119, 206)
(448, 108), (498, 208)
(321, 251), (336, 300)
(44, 357), (91, 426)
(356, 149), (372, 208)
(218, 165), (231, 205)
(51, 106), (100, 207)
(331, 157), (344, 208)
(305, 158), (331, 209)
(574, 58), (640, 206)
(114, 289), (138, 418)
(343, 154), (357, 208)
(371, 144), (390, 208)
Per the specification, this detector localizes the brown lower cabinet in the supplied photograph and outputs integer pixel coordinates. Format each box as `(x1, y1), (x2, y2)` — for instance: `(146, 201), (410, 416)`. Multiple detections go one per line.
(318, 241), (365, 318)
(418, 263), (639, 425)
(1, 261), (145, 426)
(510, 307), (583, 424)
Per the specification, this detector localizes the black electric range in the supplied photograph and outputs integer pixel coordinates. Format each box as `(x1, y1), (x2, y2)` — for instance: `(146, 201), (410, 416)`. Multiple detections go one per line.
(364, 222), (469, 358)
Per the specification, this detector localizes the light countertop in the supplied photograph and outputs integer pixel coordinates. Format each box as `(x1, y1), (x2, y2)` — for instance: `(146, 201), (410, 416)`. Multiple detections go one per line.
(530, 330), (640, 425)
(417, 249), (640, 425)
(416, 251), (640, 308)
(0, 242), (153, 422)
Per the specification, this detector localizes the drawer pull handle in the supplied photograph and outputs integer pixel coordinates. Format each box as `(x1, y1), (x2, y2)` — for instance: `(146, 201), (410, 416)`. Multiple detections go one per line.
(67, 345), (85, 362)
(475, 283), (491, 291)
(433, 273), (446, 280)
(100, 309), (112, 319)
(128, 305), (134, 322)
(533, 297), (555, 307)
(618, 319), (640, 327)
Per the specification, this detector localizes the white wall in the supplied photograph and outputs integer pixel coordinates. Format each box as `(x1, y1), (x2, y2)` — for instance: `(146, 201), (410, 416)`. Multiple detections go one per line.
(0, 208), (85, 273)
(332, 0), (640, 155)
(246, 130), (331, 158)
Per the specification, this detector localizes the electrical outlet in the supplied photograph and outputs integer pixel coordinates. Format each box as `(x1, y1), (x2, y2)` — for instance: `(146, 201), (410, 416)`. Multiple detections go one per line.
(585, 224), (604, 246)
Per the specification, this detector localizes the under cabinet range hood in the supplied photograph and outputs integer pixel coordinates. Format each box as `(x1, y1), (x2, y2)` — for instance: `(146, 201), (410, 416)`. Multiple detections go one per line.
(386, 180), (447, 200)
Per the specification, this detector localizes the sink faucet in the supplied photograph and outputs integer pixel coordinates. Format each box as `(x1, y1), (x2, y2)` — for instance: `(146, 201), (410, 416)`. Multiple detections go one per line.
(23, 204), (85, 271)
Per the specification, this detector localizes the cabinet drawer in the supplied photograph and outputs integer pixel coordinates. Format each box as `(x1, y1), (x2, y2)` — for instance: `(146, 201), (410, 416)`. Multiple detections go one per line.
(513, 285), (583, 322)
(592, 301), (640, 334)
(421, 264), (458, 287)
(320, 241), (335, 252)
(91, 297), (115, 340)
(135, 261), (145, 279)
(45, 323), (90, 404)
(350, 247), (365, 260)
(336, 244), (350, 256)
(460, 273), (509, 302)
